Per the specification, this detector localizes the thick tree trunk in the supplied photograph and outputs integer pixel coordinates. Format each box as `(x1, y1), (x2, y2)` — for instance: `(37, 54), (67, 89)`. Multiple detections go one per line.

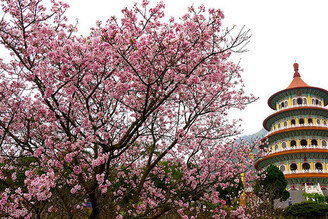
(89, 194), (100, 219)
(88, 183), (101, 219)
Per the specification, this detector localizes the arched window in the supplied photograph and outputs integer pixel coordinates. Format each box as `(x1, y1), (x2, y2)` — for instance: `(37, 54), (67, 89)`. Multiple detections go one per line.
(317, 119), (321, 125)
(291, 119), (296, 126)
(297, 98), (303, 105)
(281, 102), (285, 108)
(285, 100), (288, 107)
(290, 140), (297, 148)
(316, 99), (320, 105)
(312, 99), (315, 105)
(311, 139), (318, 146)
(302, 163), (310, 170)
(282, 142), (287, 149)
(308, 118), (313, 124)
(280, 165), (286, 172)
(278, 123), (281, 129)
(290, 163), (297, 171)
(303, 98), (307, 104)
(293, 99), (297, 106)
(301, 139), (307, 147)
(284, 121), (288, 127)
(315, 163), (323, 170)
(299, 118), (305, 125)
(275, 144), (279, 151)
(324, 120), (327, 126)
(322, 140), (327, 147)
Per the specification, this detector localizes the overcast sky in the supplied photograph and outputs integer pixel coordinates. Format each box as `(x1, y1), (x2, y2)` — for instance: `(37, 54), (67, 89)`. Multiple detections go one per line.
(5, 0), (328, 135)
(66, 0), (328, 135)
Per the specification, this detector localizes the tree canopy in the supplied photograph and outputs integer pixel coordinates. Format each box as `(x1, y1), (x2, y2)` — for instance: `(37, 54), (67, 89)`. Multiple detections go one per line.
(0, 0), (259, 218)
(254, 165), (290, 206)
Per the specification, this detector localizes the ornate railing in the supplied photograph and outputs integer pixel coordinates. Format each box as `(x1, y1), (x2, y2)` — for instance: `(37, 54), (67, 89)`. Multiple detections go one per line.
(267, 123), (328, 135)
(266, 144), (328, 156)
(283, 169), (326, 175)
(277, 103), (325, 111)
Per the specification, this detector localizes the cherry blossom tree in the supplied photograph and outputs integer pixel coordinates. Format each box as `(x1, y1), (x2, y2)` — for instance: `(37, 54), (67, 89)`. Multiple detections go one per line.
(0, 0), (260, 218)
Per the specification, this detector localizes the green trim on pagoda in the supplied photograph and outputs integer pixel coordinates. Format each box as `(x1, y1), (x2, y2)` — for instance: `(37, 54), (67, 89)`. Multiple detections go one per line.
(287, 177), (328, 187)
(265, 126), (328, 142)
(255, 148), (328, 169)
(268, 87), (328, 110)
(263, 107), (328, 130)
(270, 157), (328, 166)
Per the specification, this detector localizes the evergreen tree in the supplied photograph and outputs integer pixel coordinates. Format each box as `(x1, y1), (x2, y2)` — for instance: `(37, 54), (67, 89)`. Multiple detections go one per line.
(254, 165), (290, 205)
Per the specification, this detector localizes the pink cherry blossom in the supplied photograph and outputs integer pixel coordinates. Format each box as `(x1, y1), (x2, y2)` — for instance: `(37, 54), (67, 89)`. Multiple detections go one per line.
(73, 166), (82, 175)
(0, 0), (262, 218)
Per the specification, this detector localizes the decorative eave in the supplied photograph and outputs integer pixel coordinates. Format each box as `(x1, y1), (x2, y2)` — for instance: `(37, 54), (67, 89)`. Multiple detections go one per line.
(255, 148), (328, 170)
(263, 106), (328, 130)
(284, 173), (328, 179)
(264, 126), (328, 142)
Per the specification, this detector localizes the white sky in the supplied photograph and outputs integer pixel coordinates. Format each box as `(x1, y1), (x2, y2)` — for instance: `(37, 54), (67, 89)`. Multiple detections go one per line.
(4, 0), (328, 135)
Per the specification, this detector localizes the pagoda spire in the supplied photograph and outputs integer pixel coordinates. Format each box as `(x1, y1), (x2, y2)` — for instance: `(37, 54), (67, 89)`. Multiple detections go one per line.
(293, 62), (300, 78)
(284, 62), (309, 89)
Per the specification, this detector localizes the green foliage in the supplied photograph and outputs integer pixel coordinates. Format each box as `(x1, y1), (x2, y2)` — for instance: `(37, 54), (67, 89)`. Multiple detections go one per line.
(258, 202), (274, 211)
(302, 192), (326, 203)
(217, 178), (244, 206)
(254, 165), (290, 205)
(284, 201), (328, 218)
(150, 161), (182, 191)
(281, 189), (290, 201)
(0, 156), (37, 192)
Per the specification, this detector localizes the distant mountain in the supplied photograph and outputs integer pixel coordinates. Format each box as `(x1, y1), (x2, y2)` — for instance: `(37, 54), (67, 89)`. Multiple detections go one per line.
(240, 128), (268, 143)
(237, 128), (268, 161)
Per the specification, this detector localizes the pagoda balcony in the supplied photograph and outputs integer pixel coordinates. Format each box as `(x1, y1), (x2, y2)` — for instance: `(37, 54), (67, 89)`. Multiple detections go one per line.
(276, 103), (326, 112)
(267, 122), (328, 135)
(265, 144), (328, 156)
(283, 169), (327, 175)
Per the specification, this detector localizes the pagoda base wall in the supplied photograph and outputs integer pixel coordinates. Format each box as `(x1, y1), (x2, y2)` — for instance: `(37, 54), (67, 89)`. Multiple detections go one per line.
(287, 177), (328, 190)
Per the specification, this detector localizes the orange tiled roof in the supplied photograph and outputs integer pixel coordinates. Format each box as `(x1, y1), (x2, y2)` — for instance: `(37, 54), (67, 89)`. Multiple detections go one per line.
(285, 63), (310, 89)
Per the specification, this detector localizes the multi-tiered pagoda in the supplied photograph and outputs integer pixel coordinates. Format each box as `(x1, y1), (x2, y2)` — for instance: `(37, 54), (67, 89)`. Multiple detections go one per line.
(255, 63), (328, 190)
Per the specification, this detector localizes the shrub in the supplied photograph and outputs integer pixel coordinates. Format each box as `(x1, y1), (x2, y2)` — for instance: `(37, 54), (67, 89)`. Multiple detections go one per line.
(284, 201), (328, 218)
(302, 192), (326, 203)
